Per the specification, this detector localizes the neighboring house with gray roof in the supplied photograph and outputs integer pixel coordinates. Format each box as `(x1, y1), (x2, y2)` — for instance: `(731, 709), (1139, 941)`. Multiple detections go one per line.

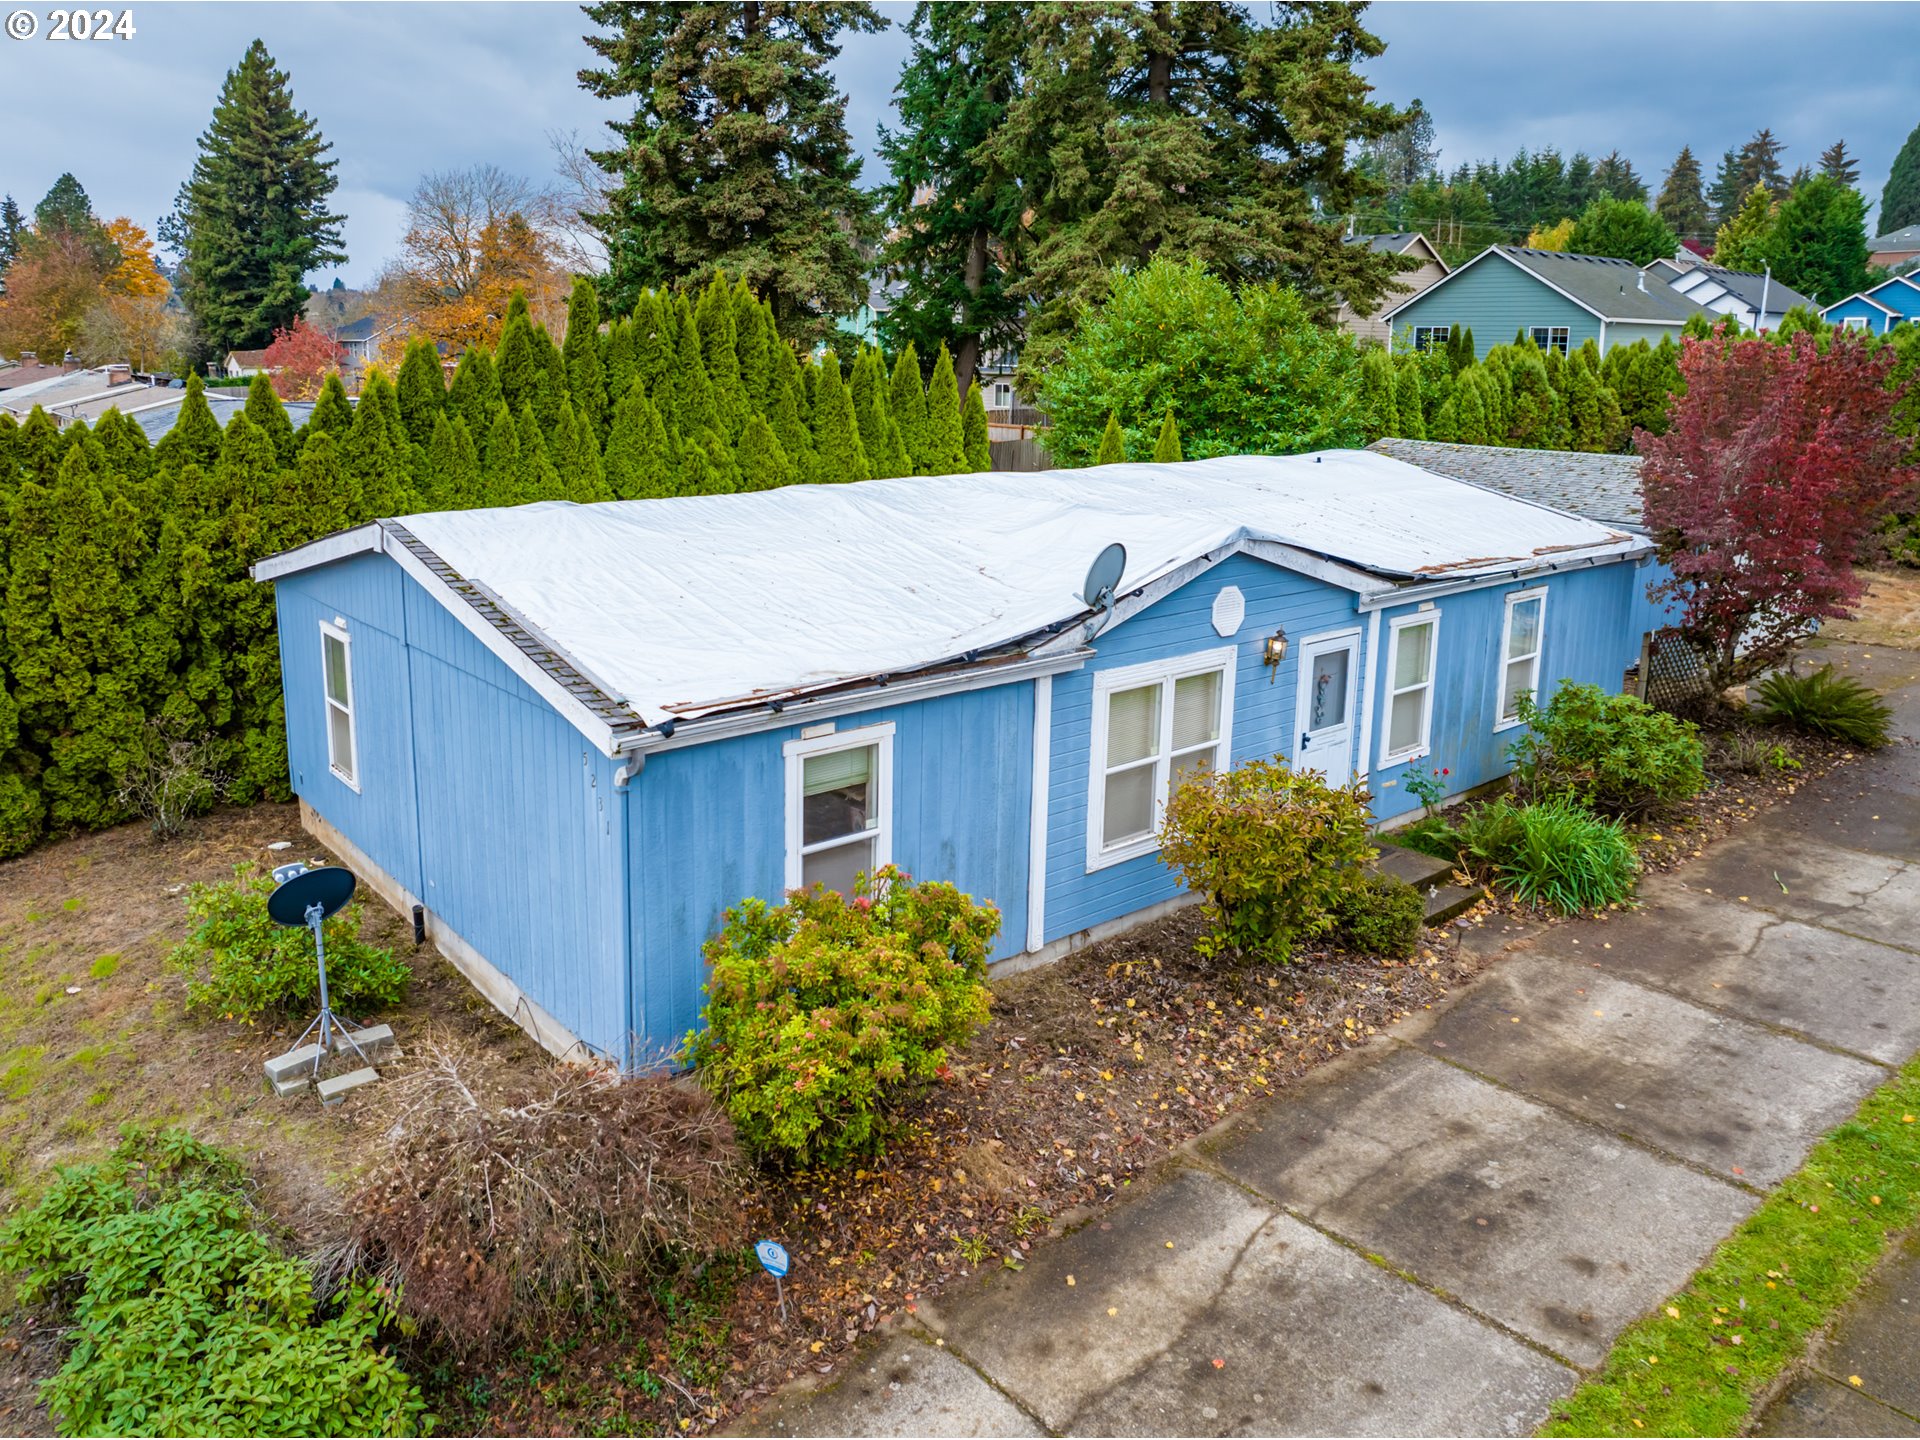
(1336, 231), (1450, 346)
(1381, 245), (1703, 360)
(1646, 259), (1816, 331)
(1868, 223), (1920, 272)
(1366, 437), (1647, 531)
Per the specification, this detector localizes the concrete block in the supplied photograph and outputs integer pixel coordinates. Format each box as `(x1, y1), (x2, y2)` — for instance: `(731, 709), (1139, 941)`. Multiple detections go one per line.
(330, 1024), (397, 1059)
(264, 1043), (324, 1084)
(316, 1066), (379, 1106)
(271, 1072), (310, 1098)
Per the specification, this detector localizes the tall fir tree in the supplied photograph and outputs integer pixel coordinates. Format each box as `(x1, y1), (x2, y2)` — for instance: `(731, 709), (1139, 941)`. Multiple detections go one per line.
(0, 194), (23, 275)
(154, 375), (224, 476)
(1735, 128), (1789, 197)
(1655, 146), (1711, 244)
(579, 2), (885, 337)
(1764, 174), (1871, 305)
(849, 349), (900, 479)
(670, 295), (718, 438)
(1708, 148), (1747, 227)
(990, 1), (1405, 362)
(922, 344), (969, 473)
(961, 380), (992, 472)
(1881, 120), (1920, 234)
(878, 2), (1030, 391)
(482, 404), (522, 507)
(1714, 185), (1777, 271)
(395, 337), (447, 448)
(495, 298), (558, 439)
(164, 40), (346, 358)
(562, 277), (610, 443)
(288, 427), (356, 534)
(514, 404), (567, 502)
(1819, 140), (1861, 188)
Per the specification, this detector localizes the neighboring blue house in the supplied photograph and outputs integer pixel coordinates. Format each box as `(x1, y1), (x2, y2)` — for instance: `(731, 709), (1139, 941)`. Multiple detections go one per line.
(1820, 276), (1920, 335)
(1382, 245), (1702, 359)
(254, 453), (1657, 1064)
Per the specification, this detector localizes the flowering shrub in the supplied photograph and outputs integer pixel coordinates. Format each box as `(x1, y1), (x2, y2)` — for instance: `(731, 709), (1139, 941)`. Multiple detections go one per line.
(1403, 765), (1451, 817)
(1159, 758), (1377, 964)
(687, 868), (997, 1168)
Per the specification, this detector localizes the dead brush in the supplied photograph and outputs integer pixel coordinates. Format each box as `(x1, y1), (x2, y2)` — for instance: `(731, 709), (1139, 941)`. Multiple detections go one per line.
(326, 1034), (746, 1354)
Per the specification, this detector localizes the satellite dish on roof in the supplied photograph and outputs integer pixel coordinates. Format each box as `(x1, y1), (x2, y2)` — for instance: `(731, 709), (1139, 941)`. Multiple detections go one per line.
(1082, 543), (1127, 610)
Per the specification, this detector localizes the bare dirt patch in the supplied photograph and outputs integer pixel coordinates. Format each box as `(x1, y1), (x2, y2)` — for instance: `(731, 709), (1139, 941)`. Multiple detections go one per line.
(1824, 568), (1920, 651)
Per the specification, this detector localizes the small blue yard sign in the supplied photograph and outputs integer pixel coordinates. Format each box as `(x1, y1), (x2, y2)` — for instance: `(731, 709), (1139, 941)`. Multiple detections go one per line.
(756, 1240), (789, 1278)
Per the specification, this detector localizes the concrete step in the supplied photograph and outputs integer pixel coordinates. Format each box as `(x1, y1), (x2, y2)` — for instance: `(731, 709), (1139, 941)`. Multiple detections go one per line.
(1373, 840), (1460, 892)
(1422, 882), (1486, 926)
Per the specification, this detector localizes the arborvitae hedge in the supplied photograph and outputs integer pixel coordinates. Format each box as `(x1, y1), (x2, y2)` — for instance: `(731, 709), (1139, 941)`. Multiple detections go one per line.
(0, 273), (1000, 857)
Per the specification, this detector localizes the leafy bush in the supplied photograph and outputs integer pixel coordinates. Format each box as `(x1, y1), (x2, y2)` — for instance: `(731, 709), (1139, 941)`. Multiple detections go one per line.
(166, 864), (410, 1022)
(1159, 758), (1377, 964)
(1714, 730), (1802, 775)
(1454, 795), (1528, 878)
(1508, 681), (1707, 818)
(1396, 814), (1463, 864)
(688, 867), (997, 1168)
(339, 1037), (744, 1353)
(0, 1127), (426, 1438)
(1331, 872), (1425, 959)
(1495, 797), (1639, 914)
(1753, 665), (1893, 748)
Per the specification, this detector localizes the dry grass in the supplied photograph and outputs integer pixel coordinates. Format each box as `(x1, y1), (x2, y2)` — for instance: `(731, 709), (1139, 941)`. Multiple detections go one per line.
(1825, 568), (1920, 651)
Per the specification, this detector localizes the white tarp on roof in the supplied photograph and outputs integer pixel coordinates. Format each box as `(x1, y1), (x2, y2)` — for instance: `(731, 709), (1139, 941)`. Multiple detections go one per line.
(392, 450), (1635, 728)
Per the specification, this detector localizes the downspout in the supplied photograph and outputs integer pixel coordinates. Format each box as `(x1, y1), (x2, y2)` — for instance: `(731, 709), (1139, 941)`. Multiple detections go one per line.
(1354, 608), (1383, 794)
(614, 752), (643, 1070)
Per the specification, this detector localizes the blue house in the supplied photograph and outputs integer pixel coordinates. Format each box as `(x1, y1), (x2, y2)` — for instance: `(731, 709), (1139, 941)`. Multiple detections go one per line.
(1381, 245), (1701, 360)
(254, 453), (1657, 1064)
(1820, 276), (1920, 335)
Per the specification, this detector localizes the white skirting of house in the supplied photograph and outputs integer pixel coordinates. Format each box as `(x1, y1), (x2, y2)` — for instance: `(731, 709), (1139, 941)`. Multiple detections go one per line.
(993, 892), (1202, 978)
(298, 798), (590, 1065)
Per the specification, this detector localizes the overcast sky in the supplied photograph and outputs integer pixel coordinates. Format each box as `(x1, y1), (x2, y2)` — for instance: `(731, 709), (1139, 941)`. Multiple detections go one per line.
(2, 1), (1914, 287)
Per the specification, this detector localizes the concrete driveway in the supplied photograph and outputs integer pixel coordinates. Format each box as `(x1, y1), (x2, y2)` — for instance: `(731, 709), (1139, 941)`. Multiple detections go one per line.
(737, 643), (1920, 1438)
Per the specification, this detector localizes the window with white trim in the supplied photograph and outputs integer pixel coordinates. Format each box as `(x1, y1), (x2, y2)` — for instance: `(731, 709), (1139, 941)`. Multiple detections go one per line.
(784, 724), (893, 895)
(992, 381), (1012, 407)
(1528, 325), (1571, 354)
(1496, 588), (1546, 727)
(1841, 315), (1869, 331)
(320, 620), (358, 788)
(1412, 325), (1451, 351)
(1381, 612), (1439, 766)
(1088, 648), (1235, 870)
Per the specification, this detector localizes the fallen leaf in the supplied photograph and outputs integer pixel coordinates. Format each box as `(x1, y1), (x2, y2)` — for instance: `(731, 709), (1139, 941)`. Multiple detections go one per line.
(1211, 1358), (1225, 1369)
(1665, 1307), (1680, 1319)
(1850, 1376), (1864, 1387)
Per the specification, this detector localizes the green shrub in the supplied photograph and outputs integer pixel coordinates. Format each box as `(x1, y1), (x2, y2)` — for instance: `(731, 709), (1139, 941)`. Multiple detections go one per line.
(1753, 665), (1893, 748)
(1396, 814), (1463, 863)
(0, 1127), (427, 1438)
(1508, 681), (1706, 818)
(166, 864), (410, 1022)
(1495, 797), (1639, 914)
(1158, 758), (1377, 964)
(1331, 872), (1425, 959)
(688, 867), (996, 1168)
(1454, 795), (1528, 877)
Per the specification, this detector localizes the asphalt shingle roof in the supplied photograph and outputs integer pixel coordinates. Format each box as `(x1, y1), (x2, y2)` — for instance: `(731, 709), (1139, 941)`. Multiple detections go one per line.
(1366, 437), (1647, 530)
(1869, 224), (1920, 251)
(1494, 246), (1702, 324)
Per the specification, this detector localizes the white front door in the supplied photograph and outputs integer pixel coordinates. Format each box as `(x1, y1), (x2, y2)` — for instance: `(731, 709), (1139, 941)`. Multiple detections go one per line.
(1293, 632), (1361, 784)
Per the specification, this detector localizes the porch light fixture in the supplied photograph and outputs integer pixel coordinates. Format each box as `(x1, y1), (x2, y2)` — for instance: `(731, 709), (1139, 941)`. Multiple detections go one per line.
(1264, 628), (1289, 666)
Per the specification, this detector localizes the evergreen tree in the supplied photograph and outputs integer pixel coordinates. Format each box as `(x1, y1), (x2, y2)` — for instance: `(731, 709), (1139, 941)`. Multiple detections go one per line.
(579, 2), (885, 337)
(1152, 409), (1183, 463)
(922, 344), (969, 473)
(1713, 185), (1777, 271)
(164, 41), (345, 358)
(631, 289), (675, 401)
(303, 370), (354, 443)
(1568, 195), (1679, 267)
(1093, 411), (1126, 466)
(154, 375), (224, 476)
(1393, 361), (1426, 440)
(1565, 349), (1607, 452)
(732, 278), (772, 413)
(343, 370), (413, 518)
(1452, 369), (1493, 445)
(241, 373), (296, 466)
(495, 299), (557, 438)
(415, 414), (478, 513)
(849, 349), (901, 479)
(603, 317), (637, 413)
(562, 277), (609, 443)
(1361, 348), (1399, 437)
(695, 272), (745, 439)
(395, 336), (447, 447)
(878, 2), (1030, 391)
(992, 2), (1406, 361)
(288, 427), (356, 534)
(962, 379), (992, 472)
(1819, 140), (1861, 188)
(1764, 174), (1871, 305)
(807, 358), (869, 484)
(445, 346), (502, 440)
(551, 398), (611, 502)
(481, 404), (522, 506)
(1655, 146), (1711, 243)
(605, 383), (677, 499)
(1708, 148), (1746, 226)
(0, 195), (23, 276)
(1735, 128), (1788, 197)
(1591, 150), (1646, 203)
(736, 412), (798, 491)
(767, 345), (816, 478)
(1879, 119), (1920, 233)
(888, 344), (931, 470)
(514, 404), (567, 502)
(670, 298), (718, 438)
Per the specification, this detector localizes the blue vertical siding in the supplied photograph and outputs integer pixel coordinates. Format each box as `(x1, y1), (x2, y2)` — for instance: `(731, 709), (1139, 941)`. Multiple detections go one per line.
(1365, 563), (1645, 823)
(276, 554), (628, 1060)
(628, 684), (1035, 1052)
(1042, 554), (1363, 942)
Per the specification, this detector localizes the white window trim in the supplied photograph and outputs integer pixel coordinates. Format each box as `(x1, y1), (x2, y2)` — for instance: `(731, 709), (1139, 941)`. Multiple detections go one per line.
(1529, 325), (1571, 354)
(1841, 315), (1869, 332)
(1086, 645), (1237, 873)
(1379, 610), (1441, 769)
(1412, 324), (1451, 351)
(318, 619), (360, 792)
(782, 721), (895, 892)
(1493, 586), (1548, 732)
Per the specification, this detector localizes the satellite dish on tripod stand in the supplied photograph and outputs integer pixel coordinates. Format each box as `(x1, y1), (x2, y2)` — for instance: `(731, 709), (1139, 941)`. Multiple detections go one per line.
(269, 863), (367, 1077)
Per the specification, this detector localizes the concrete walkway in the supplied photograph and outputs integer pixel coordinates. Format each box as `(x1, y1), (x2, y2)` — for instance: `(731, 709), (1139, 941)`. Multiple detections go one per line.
(739, 642), (1920, 1438)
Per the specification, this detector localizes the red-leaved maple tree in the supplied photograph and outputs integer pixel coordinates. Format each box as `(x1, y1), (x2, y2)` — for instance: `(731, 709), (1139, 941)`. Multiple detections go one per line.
(1640, 330), (1916, 688)
(261, 318), (346, 401)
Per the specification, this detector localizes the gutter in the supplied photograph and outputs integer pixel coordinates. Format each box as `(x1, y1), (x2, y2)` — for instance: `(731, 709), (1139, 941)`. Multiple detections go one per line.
(1354, 540), (1653, 612)
(614, 752), (642, 1069)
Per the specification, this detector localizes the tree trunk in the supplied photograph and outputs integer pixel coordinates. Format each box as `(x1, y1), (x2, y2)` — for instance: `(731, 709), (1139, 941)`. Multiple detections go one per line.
(954, 227), (991, 394)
